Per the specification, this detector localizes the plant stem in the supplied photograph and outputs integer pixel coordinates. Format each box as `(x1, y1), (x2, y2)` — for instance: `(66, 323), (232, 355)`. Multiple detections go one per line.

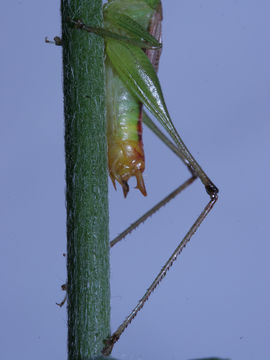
(61, 1), (110, 358)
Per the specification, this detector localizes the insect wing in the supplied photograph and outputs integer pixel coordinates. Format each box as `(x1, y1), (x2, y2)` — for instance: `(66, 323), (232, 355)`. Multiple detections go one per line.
(106, 40), (177, 147)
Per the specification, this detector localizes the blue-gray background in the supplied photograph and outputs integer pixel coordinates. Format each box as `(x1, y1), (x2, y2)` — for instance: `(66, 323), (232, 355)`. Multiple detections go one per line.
(1, 1), (269, 359)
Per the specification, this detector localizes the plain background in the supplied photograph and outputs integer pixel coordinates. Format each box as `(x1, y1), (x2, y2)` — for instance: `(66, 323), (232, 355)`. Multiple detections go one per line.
(1, 1), (270, 360)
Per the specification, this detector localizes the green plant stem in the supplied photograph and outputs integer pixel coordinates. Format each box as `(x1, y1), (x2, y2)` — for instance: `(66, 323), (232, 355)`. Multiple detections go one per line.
(61, 1), (110, 358)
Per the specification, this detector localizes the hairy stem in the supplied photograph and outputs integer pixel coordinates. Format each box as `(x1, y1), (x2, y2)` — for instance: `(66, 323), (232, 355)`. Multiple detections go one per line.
(61, 0), (110, 358)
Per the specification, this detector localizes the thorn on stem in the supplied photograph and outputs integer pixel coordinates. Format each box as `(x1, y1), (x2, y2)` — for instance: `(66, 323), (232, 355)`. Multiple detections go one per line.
(45, 36), (62, 46)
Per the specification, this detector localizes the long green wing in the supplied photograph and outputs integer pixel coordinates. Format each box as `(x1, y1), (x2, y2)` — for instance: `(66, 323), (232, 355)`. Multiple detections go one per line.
(106, 39), (180, 147)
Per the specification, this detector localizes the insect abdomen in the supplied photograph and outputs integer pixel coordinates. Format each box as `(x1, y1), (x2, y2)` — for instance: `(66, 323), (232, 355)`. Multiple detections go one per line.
(106, 58), (146, 197)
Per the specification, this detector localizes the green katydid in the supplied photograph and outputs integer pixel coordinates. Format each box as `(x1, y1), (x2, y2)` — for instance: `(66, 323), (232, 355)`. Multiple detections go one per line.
(62, 0), (219, 355)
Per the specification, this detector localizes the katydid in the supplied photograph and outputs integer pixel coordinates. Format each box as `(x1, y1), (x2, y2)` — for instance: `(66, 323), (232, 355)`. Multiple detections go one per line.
(67, 0), (219, 355)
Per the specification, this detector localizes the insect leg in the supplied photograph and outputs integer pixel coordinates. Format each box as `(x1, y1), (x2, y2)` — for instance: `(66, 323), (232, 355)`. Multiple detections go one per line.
(110, 175), (196, 247)
(103, 194), (217, 356)
(110, 111), (197, 248)
(71, 19), (160, 49)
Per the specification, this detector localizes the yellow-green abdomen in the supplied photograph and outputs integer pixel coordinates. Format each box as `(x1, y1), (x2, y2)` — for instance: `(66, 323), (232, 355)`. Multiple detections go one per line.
(106, 58), (146, 197)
